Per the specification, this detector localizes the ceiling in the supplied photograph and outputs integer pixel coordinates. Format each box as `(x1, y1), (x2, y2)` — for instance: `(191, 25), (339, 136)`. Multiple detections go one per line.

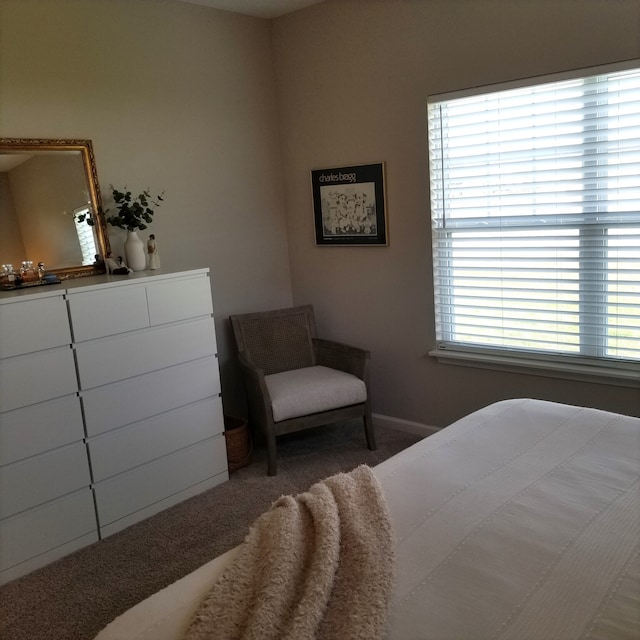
(177, 0), (325, 19)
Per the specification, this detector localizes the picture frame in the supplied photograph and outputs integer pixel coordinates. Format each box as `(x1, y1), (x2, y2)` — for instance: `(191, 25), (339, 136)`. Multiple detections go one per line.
(311, 162), (387, 245)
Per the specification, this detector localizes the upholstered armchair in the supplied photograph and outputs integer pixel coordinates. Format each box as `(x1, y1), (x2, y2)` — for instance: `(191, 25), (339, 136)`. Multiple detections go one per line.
(230, 305), (376, 475)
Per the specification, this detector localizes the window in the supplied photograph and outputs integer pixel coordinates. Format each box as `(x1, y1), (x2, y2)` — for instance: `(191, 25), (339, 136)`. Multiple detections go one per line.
(73, 206), (98, 266)
(428, 60), (640, 381)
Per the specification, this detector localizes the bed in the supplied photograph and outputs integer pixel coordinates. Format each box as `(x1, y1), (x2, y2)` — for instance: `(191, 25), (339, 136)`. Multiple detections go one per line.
(94, 398), (640, 639)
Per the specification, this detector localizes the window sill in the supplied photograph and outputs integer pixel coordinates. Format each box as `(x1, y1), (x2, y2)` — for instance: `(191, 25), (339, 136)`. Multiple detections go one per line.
(429, 349), (639, 389)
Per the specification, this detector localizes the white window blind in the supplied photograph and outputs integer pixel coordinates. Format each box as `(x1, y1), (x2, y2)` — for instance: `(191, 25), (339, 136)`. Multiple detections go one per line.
(73, 206), (98, 266)
(428, 61), (640, 373)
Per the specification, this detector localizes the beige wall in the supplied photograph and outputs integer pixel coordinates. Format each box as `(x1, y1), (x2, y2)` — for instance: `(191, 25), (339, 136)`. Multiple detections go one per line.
(273, 0), (640, 425)
(1, 0), (638, 426)
(0, 0), (293, 413)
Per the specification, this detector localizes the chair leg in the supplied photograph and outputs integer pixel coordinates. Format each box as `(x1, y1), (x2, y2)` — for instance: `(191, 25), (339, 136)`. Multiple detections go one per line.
(364, 408), (376, 450)
(266, 430), (278, 476)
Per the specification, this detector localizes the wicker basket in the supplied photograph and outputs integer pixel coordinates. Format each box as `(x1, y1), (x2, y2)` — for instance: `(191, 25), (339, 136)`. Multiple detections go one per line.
(224, 415), (252, 472)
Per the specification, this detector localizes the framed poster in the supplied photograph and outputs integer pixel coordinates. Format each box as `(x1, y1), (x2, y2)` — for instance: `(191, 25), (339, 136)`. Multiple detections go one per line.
(311, 162), (387, 245)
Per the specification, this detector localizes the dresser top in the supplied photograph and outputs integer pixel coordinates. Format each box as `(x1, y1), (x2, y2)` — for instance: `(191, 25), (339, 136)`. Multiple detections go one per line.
(0, 268), (210, 304)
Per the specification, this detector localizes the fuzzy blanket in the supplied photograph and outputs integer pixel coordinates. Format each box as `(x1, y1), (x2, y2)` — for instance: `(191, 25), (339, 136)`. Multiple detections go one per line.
(184, 465), (394, 640)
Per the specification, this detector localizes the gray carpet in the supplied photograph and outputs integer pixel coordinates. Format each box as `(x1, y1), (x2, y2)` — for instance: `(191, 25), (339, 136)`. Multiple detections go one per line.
(0, 421), (423, 640)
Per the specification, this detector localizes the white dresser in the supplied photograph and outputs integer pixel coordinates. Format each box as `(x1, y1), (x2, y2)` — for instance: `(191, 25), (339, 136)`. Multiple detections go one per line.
(0, 269), (228, 585)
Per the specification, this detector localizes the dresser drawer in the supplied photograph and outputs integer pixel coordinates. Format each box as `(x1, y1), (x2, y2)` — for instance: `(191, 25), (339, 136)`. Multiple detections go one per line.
(147, 274), (213, 326)
(0, 346), (78, 413)
(67, 283), (149, 342)
(75, 316), (217, 390)
(0, 395), (84, 466)
(0, 489), (97, 574)
(82, 355), (221, 437)
(68, 273), (213, 343)
(94, 436), (228, 528)
(0, 295), (71, 358)
(0, 442), (91, 519)
(89, 396), (224, 482)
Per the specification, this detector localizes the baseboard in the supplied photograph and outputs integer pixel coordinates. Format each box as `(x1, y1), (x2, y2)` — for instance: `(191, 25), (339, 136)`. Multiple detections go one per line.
(372, 413), (440, 437)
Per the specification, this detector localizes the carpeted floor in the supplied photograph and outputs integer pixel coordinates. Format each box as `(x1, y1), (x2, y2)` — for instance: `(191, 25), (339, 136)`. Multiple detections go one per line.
(0, 421), (423, 640)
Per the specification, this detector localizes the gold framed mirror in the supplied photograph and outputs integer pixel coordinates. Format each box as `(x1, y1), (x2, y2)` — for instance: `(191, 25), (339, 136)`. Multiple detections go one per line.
(0, 138), (111, 279)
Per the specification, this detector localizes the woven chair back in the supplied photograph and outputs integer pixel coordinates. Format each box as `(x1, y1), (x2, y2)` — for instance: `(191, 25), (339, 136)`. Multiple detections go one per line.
(231, 305), (317, 375)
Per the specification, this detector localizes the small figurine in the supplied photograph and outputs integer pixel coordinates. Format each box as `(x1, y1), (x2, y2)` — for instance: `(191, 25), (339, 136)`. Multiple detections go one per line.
(147, 234), (161, 270)
(105, 252), (131, 275)
(105, 253), (118, 274)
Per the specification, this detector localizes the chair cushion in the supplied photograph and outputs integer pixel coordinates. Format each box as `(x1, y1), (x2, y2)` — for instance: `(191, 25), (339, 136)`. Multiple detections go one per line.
(265, 365), (367, 422)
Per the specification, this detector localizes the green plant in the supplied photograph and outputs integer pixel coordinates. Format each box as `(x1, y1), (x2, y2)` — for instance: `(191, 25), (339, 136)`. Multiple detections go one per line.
(105, 186), (165, 232)
(70, 208), (96, 226)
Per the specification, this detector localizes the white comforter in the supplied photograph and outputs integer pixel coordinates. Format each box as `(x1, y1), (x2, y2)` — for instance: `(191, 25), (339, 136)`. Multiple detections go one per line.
(95, 399), (640, 639)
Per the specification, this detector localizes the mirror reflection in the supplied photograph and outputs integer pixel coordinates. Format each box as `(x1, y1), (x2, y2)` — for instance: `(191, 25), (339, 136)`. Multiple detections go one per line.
(0, 138), (110, 281)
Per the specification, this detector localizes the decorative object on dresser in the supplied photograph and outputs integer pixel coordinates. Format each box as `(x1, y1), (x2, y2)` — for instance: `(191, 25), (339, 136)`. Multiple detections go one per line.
(123, 231), (146, 272)
(230, 304), (375, 476)
(105, 186), (165, 272)
(0, 261), (61, 290)
(0, 268), (227, 586)
(0, 138), (111, 280)
(147, 234), (161, 270)
(104, 252), (132, 275)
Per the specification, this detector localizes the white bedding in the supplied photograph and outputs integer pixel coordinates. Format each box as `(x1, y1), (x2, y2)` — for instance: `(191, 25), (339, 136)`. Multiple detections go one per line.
(95, 399), (640, 639)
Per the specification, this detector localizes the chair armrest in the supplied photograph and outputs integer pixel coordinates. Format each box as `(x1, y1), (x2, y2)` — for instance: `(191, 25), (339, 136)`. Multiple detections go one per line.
(237, 351), (274, 429)
(314, 338), (370, 380)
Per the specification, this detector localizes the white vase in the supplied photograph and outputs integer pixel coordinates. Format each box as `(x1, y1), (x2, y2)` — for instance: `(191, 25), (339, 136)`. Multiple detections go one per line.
(124, 231), (146, 271)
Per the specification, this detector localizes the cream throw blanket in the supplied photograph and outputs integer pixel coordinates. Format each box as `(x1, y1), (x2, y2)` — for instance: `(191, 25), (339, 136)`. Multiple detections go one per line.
(184, 465), (394, 640)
